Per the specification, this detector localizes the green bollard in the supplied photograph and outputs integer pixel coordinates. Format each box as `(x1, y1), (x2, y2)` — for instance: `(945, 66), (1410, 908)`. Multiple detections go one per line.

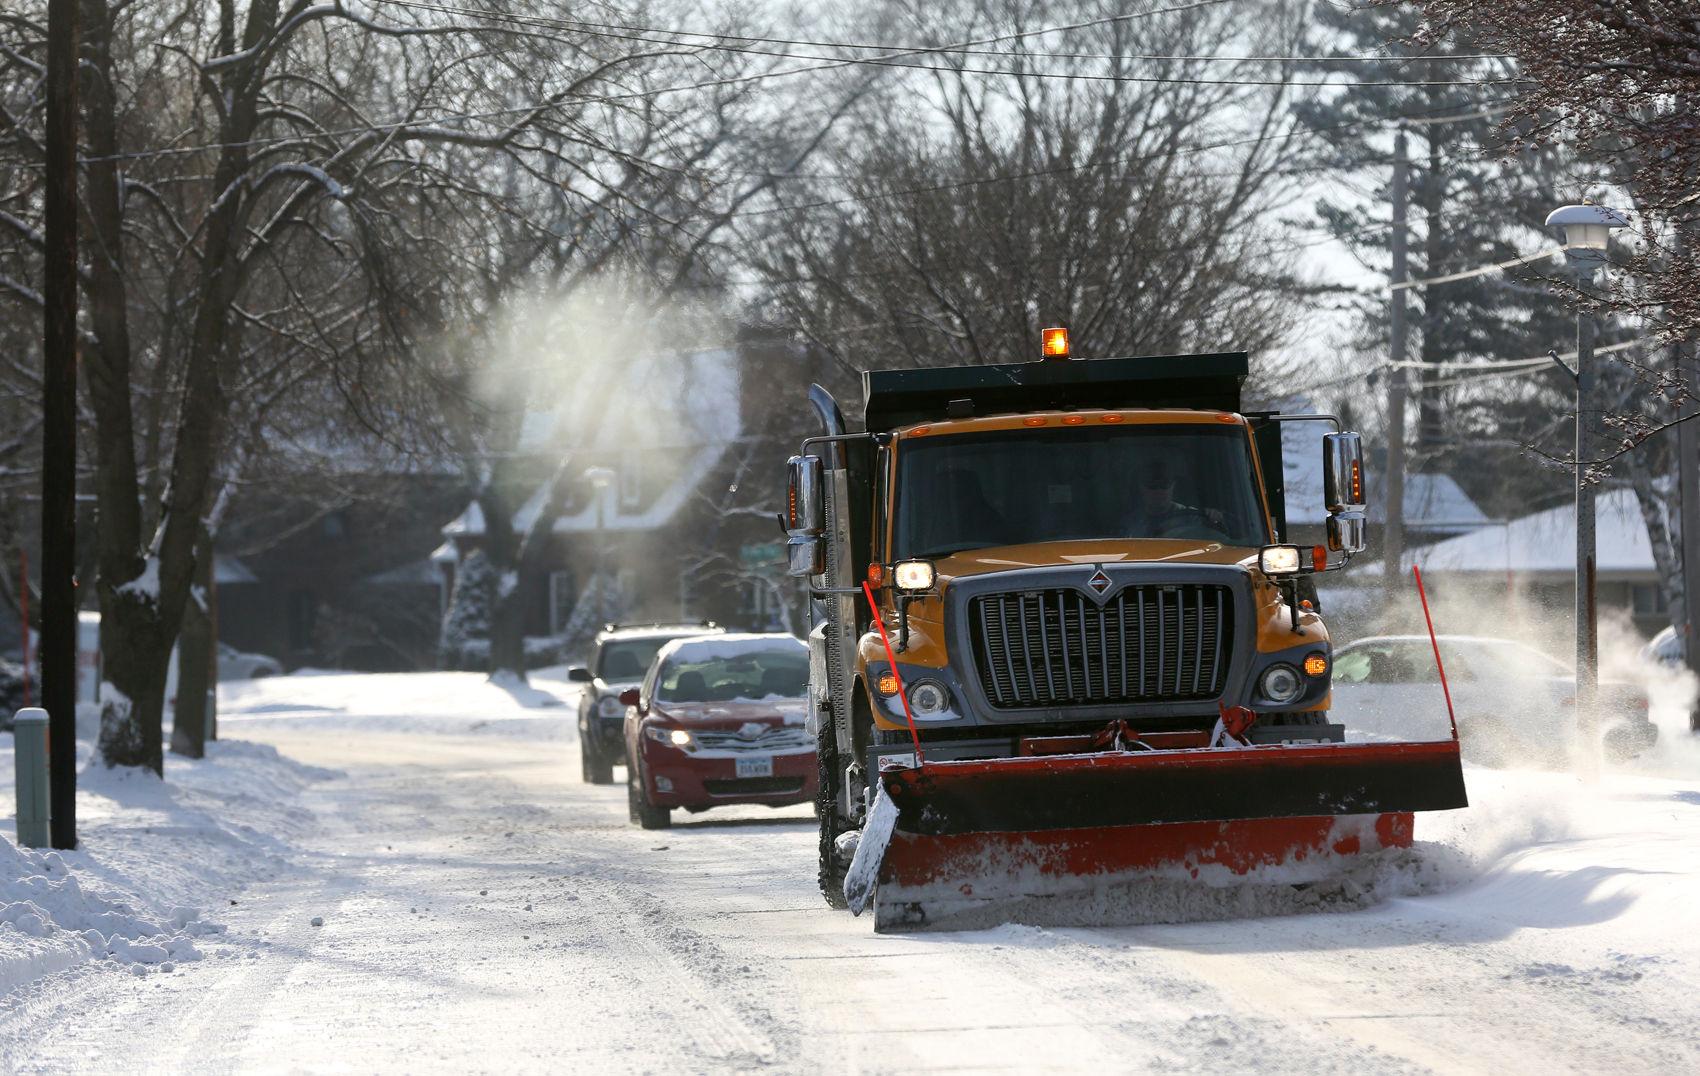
(13, 707), (49, 848)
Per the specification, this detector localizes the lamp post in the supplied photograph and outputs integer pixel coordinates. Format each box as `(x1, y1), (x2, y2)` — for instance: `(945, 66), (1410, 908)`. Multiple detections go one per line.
(585, 466), (615, 626)
(1544, 201), (1630, 772)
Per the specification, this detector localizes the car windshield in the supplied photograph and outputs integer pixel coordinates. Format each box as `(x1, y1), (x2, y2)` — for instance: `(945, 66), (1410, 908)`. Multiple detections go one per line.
(596, 639), (673, 681)
(654, 649), (809, 703)
(1465, 639), (1571, 678)
(893, 424), (1268, 558)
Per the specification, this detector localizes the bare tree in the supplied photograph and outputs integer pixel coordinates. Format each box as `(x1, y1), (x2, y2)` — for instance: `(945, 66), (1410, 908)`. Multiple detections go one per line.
(744, 0), (1327, 389)
(1410, 0), (1700, 342)
(2, 0), (824, 771)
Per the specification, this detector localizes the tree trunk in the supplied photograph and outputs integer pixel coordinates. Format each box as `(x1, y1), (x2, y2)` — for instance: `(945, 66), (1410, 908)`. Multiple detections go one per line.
(1623, 448), (1683, 632)
(482, 453), (580, 683)
(170, 526), (216, 759)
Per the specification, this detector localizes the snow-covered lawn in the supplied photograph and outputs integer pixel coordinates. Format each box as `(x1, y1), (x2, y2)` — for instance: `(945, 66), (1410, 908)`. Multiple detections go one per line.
(0, 667), (1696, 1072)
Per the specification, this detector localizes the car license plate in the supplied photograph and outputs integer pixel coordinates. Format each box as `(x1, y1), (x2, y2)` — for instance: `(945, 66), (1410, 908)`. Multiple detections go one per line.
(736, 756), (773, 778)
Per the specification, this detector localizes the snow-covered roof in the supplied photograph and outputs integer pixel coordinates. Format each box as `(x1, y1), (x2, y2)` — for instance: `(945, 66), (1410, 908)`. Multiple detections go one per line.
(1399, 487), (1654, 576)
(443, 348), (741, 538)
(1281, 412), (1487, 532)
(214, 554), (258, 585)
(364, 558), (443, 586)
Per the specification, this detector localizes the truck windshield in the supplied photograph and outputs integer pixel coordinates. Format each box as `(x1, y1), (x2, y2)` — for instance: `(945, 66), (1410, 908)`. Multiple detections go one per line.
(893, 424), (1268, 558)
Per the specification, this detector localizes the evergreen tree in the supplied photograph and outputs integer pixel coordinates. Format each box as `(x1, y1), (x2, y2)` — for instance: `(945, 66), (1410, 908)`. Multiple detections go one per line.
(1293, 3), (1581, 518)
(439, 551), (496, 671)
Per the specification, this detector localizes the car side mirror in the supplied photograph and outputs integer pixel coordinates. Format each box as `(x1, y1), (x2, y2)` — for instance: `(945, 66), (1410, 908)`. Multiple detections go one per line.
(618, 688), (641, 707)
(567, 666), (592, 683)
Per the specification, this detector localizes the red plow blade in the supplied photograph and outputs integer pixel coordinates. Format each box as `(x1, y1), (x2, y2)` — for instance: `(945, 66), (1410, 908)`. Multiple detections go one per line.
(869, 740), (1466, 931)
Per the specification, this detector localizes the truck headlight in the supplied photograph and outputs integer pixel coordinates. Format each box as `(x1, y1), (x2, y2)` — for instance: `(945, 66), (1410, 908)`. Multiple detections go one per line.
(892, 560), (935, 591)
(597, 695), (625, 718)
(1259, 545), (1301, 575)
(907, 680), (949, 715)
(1258, 664), (1303, 703)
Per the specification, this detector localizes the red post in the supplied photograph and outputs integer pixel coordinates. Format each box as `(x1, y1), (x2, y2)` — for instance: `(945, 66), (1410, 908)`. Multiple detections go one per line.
(1411, 565), (1459, 740)
(862, 580), (924, 767)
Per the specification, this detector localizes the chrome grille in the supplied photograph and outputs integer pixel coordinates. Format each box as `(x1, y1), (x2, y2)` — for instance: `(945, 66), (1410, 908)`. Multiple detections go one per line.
(691, 726), (814, 752)
(969, 584), (1232, 708)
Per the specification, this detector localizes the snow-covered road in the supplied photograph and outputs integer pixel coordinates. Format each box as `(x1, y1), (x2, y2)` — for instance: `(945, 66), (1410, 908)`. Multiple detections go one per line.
(3, 669), (1699, 1073)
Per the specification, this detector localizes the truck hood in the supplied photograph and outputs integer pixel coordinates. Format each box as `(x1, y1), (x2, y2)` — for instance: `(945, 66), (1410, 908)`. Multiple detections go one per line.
(931, 539), (1257, 582)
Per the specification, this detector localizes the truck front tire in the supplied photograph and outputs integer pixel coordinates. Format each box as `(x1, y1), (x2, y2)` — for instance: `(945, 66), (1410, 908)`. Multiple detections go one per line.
(816, 721), (851, 909)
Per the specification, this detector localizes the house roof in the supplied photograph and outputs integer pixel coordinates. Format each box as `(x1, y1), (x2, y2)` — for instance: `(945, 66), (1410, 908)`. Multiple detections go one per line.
(443, 347), (741, 539)
(1397, 487), (1654, 576)
(1278, 404), (1488, 533)
(214, 554), (259, 585)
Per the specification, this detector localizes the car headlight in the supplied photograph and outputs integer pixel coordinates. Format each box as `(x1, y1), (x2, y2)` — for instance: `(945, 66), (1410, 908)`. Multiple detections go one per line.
(597, 695), (625, 718)
(645, 726), (695, 750)
(1258, 664), (1303, 704)
(907, 680), (949, 715)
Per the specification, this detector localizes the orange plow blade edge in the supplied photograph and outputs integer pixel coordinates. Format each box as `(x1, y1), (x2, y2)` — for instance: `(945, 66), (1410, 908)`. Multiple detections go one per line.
(869, 739), (1467, 932)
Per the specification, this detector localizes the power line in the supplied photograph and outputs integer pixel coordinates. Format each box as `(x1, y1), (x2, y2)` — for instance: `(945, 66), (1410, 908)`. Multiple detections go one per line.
(367, 0), (1511, 67)
(359, 0), (1518, 89)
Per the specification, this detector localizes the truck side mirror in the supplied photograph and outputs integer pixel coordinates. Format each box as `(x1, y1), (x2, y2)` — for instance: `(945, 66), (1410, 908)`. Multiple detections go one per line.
(1322, 432), (1368, 553)
(618, 687), (641, 707)
(785, 455), (826, 577)
(567, 666), (592, 683)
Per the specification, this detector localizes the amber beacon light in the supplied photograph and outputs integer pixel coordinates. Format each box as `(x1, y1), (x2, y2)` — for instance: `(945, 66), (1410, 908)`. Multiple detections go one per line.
(1041, 327), (1070, 358)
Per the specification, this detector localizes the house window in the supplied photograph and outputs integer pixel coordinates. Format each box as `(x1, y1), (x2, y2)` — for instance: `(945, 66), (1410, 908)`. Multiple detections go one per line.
(619, 451), (641, 508)
(548, 570), (576, 635)
(1632, 583), (1668, 617)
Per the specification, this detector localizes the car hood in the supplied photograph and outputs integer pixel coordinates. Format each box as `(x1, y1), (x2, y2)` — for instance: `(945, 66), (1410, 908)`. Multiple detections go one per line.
(648, 699), (808, 727)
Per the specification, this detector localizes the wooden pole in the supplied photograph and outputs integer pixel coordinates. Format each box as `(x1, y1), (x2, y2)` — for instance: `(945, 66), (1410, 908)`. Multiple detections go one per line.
(42, 0), (80, 849)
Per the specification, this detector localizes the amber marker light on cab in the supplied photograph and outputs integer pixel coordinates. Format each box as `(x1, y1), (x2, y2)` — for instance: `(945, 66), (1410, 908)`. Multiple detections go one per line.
(1042, 326), (1070, 358)
(876, 673), (900, 696)
(1304, 653), (1328, 677)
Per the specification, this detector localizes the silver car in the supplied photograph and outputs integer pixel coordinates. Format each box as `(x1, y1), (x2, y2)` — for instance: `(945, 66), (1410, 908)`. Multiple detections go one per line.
(1330, 635), (1657, 767)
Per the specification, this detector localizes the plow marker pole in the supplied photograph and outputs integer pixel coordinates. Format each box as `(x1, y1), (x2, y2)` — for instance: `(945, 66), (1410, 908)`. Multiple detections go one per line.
(1412, 565), (1459, 740)
(863, 580), (925, 767)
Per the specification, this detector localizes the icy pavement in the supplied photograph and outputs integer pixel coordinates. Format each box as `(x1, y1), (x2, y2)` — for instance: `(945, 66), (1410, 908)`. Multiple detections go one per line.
(0, 668), (1696, 1072)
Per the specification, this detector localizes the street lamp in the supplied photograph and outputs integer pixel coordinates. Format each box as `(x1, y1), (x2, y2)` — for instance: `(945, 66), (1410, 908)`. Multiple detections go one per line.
(584, 466), (616, 626)
(1545, 200), (1630, 772)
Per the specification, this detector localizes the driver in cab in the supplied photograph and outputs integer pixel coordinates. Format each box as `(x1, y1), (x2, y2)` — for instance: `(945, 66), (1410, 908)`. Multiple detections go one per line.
(1128, 462), (1226, 540)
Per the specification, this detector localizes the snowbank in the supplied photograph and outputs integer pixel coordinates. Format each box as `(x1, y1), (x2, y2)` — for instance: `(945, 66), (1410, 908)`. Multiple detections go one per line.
(0, 736), (330, 991)
(0, 668), (581, 996)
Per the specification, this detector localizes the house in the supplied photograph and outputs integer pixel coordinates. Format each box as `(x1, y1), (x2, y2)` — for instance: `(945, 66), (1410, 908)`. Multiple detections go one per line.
(436, 332), (818, 649)
(1278, 406), (1491, 549)
(1395, 487), (1665, 637)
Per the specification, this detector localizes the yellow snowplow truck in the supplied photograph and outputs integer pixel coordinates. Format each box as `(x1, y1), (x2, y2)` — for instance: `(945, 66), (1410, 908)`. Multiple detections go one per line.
(785, 336), (1467, 931)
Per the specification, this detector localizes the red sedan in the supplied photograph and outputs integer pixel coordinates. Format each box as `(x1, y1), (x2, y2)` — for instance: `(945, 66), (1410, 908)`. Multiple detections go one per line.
(621, 633), (816, 829)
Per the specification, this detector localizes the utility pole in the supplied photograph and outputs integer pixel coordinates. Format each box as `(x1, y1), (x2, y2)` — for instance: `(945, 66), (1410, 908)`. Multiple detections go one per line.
(1382, 126), (1409, 614)
(1679, 329), (1700, 732)
(1575, 278), (1599, 769)
(42, 0), (79, 849)
(1546, 201), (1628, 777)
